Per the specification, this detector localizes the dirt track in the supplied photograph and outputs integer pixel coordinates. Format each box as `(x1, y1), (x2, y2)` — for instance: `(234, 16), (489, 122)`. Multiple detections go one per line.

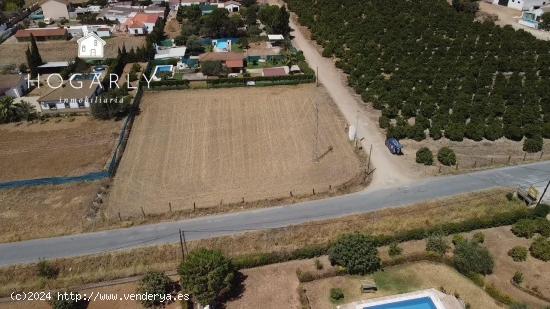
(0, 117), (121, 182)
(108, 85), (363, 217)
(286, 12), (418, 189)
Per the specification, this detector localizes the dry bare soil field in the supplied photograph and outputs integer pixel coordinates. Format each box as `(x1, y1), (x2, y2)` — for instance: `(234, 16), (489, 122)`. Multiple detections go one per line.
(0, 36), (145, 66)
(0, 182), (104, 243)
(108, 85), (363, 217)
(0, 117), (121, 182)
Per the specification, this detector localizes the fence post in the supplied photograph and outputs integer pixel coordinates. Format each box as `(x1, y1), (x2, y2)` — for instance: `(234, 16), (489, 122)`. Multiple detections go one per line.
(169, 202), (172, 213)
(540, 151), (544, 160)
(140, 207), (145, 218)
(473, 161), (477, 169)
(193, 202), (196, 212)
(523, 152), (527, 161)
(508, 155), (511, 164)
(118, 212), (122, 222)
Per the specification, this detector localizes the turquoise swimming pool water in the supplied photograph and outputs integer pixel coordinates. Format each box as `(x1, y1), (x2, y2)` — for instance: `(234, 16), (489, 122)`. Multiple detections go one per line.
(216, 41), (229, 50)
(363, 296), (437, 309)
(156, 65), (173, 73)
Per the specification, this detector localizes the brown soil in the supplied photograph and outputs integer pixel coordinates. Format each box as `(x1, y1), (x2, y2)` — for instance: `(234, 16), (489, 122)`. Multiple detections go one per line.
(0, 36), (145, 66)
(108, 85), (364, 217)
(0, 182), (105, 243)
(0, 116), (122, 182)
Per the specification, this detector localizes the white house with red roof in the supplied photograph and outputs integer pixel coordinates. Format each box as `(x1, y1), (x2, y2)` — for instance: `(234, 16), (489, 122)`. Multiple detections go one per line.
(126, 13), (162, 35)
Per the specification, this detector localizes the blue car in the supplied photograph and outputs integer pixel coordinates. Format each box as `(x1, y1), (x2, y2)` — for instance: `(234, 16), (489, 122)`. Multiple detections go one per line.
(385, 138), (403, 155)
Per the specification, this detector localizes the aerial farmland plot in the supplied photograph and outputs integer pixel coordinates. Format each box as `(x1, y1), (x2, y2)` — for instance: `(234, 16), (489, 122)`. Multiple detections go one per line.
(108, 84), (364, 217)
(0, 117), (121, 182)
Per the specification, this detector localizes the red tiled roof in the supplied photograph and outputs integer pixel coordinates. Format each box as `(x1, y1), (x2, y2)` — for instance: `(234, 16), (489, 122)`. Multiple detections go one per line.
(225, 59), (243, 68)
(15, 28), (67, 38)
(131, 13), (161, 24)
(263, 67), (287, 77)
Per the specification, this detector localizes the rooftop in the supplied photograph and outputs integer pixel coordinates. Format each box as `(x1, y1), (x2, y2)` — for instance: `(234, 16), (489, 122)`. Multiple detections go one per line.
(39, 80), (99, 102)
(15, 27), (67, 38)
(262, 67), (288, 77)
(225, 59), (244, 68)
(0, 74), (24, 94)
(268, 34), (284, 41)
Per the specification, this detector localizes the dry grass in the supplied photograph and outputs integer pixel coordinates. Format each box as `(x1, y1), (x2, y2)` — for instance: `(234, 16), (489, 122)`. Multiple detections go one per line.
(0, 182), (106, 243)
(108, 85), (363, 217)
(164, 18), (181, 39)
(401, 138), (550, 176)
(0, 190), (523, 296)
(0, 36), (145, 66)
(0, 116), (121, 182)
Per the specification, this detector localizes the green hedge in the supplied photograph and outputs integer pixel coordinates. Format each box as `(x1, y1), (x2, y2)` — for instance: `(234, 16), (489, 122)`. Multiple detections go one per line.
(207, 74), (316, 86)
(232, 206), (537, 270)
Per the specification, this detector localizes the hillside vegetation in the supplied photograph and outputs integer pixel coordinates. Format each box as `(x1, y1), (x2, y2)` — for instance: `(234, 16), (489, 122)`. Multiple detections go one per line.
(286, 0), (550, 152)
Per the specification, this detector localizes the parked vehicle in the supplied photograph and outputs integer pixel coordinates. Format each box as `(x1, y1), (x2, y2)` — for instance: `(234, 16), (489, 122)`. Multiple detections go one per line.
(385, 138), (403, 155)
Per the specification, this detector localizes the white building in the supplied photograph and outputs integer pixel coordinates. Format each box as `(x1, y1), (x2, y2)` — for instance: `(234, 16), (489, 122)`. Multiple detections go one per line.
(220, 0), (240, 13)
(38, 80), (100, 112)
(0, 74), (28, 98)
(154, 46), (187, 59)
(492, 0), (549, 11)
(520, 5), (550, 27)
(77, 32), (106, 59)
(41, 0), (69, 22)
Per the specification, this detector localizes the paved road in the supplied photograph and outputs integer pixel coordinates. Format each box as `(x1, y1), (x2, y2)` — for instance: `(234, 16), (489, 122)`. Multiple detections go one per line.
(0, 161), (549, 267)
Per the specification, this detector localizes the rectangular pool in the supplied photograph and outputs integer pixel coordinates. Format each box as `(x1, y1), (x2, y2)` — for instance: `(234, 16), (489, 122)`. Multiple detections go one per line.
(362, 296), (437, 309)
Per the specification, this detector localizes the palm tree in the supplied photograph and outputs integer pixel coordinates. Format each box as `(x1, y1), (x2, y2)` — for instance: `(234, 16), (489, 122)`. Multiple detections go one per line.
(0, 96), (19, 123)
(14, 101), (38, 121)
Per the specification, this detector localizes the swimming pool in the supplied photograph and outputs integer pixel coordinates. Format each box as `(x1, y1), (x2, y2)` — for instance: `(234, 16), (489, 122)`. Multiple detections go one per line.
(153, 65), (174, 78)
(156, 65), (173, 73)
(362, 296), (437, 309)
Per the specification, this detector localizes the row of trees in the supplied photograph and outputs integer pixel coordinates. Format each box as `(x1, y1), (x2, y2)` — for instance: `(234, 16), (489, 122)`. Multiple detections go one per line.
(287, 0), (550, 152)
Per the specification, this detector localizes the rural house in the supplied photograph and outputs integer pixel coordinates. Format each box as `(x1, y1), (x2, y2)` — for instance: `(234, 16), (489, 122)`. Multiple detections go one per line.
(126, 13), (162, 35)
(491, 0), (548, 11)
(520, 5), (550, 28)
(0, 74), (28, 98)
(14, 28), (68, 42)
(220, 0), (241, 13)
(77, 32), (106, 59)
(40, 0), (70, 22)
(38, 80), (100, 112)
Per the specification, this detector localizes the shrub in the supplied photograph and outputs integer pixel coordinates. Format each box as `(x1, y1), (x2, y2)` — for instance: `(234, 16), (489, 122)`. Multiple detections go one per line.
(37, 260), (59, 279)
(416, 147), (433, 165)
(179, 249), (236, 305)
(485, 283), (513, 305)
(512, 271), (524, 285)
(472, 232), (485, 244)
(437, 147), (456, 166)
(379, 115), (390, 129)
(49, 292), (88, 309)
(329, 234), (381, 275)
(511, 218), (550, 238)
(137, 271), (174, 307)
(523, 136), (543, 153)
(530, 237), (550, 261)
(453, 241), (494, 275)
(533, 203), (550, 218)
(452, 234), (467, 246)
(426, 233), (449, 256)
(388, 242), (403, 257)
(201, 61), (227, 76)
(508, 246), (528, 262)
(330, 288), (344, 302)
(296, 269), (315, 282)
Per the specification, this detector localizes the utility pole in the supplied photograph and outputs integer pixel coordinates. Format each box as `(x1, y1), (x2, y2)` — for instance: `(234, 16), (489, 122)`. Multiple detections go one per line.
(313, 100), (319, 163)
(354, 110), (359, 147)
(367, 144), (373, 173)
(182, 229), (189, 255)
(536, 179), (550, 207)
(179, 229), (185, 262)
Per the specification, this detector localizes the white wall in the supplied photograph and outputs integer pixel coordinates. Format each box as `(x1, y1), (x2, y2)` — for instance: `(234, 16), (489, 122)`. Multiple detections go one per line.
(506, 0), (548, 10)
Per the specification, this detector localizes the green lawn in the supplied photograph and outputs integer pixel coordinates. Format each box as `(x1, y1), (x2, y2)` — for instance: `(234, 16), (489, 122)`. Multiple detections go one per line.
(372, 269), (422, 294)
